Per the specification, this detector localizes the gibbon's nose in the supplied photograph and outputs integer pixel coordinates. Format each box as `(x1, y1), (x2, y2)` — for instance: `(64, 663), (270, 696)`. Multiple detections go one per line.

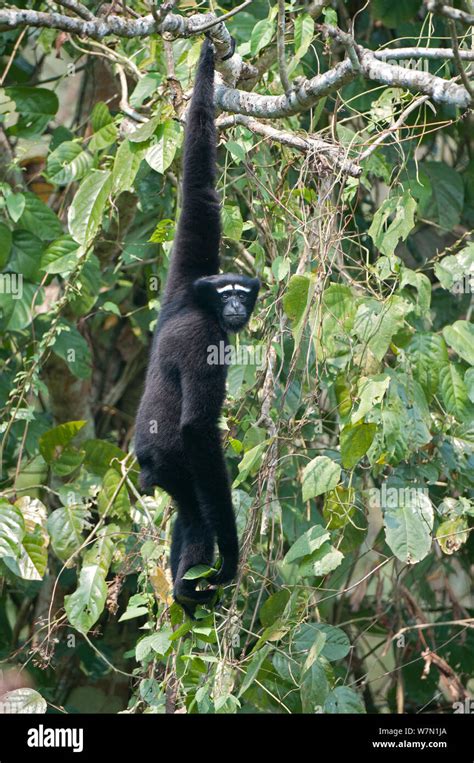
(225, 296), (245, 316)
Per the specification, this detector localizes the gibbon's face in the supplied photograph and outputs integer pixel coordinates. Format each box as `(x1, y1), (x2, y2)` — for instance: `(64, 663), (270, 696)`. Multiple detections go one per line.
(193, 274), (260, 332)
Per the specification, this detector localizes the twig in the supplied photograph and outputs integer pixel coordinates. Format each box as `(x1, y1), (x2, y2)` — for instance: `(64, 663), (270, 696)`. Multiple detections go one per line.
(359, 95), (430, 161)
(116, 64), (148, 122)
(192, 0), (253, 33)
(447, 14), (474, 97)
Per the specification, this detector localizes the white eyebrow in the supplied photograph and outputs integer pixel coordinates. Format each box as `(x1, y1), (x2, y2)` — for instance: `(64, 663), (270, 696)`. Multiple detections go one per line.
(234, 285), (251, 292)
(216, 285), (233, 293)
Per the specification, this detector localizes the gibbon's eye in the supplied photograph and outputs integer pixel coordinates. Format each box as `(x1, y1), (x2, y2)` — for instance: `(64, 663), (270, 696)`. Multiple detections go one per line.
(237, 293), (246, 302)
(222, 294), (230, 302)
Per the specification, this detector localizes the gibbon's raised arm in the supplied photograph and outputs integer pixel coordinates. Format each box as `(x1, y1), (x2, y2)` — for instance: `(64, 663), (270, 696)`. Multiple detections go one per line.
(165, 38), (221, 295)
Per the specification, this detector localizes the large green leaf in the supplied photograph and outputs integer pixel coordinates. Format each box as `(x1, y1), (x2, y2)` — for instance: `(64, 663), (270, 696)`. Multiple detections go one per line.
(64, 564), (108, 633)
(46, 141), (93, 185)
(340, 423), (377, 469)
(145, 120), (182, 174)
(442, 321), (474, 366)
(39, 420), (86, 463)
(47, 504), (89, 561)
(383, 488), (433, 563)
(68, 170), (112, 247)
(302, 456), (341, 501)
(6, 86), (58, 136)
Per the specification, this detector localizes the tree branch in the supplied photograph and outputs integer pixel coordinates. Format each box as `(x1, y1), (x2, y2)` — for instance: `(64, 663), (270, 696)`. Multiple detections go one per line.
(426, 0), (474, 25)
(218, 113), (362, 177)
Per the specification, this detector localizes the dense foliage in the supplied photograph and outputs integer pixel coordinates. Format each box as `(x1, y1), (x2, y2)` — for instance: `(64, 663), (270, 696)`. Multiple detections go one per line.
(0, 0), (473, 714)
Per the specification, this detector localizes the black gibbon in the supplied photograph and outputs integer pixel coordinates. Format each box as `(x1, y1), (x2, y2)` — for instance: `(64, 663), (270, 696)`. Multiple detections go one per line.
(134, 38), (260, 612)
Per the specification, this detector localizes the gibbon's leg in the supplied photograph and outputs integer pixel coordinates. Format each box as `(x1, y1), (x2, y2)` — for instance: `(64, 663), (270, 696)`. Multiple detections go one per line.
(166, 478), (216, 609)
(170, 515), (184, 582)
(179, 370), (239, 587)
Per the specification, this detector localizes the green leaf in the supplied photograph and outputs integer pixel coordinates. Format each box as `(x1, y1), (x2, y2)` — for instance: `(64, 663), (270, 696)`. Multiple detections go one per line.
(234, 441), (268, 486)
(18, 193), (63, 241)
(436, 517), (468, 555)
(283, 275), (310, 325)
(5, 191), (25, 223)
(0, 500), (25, 559)
(353, 296), (410, 361)
(442, 321), (474, 366)
(300, 659), (330, 713)
(383, 488), (433, 563)
(68, 170), (112, 247)
(40, 235), (81, 275)
(128, 115), (162, 143)
(302, 456), (341, 501)
(148, 218), (175, 244)
(89, 121), (118, 153)
(420, 162), (464, 230)
(136, 628), (173, 661)
(259, 589), (291, 627)
(83, 439), (126, 476)
(6, 86), (58, 136)
(297, 623), (351, 662)
(434, 244), (474, 290)
(90, 102), (113, 132)
(222, 204), (243, 241)
(352, 374), (390, 424)
(112, 139), (144, 193)
(47, 504), (89, 561)
(284, 525), (330, 564)
(129, 73), (162, 107)
(64, 564), (108, 633)
(324, 686), (366, 713)
(39, 420), (86, 463)
(439, 362), (470, 419)
(238, 646), (270, 698)
(9, 230), (44, 281)
(0, 223), (12, 267)
(368, 191), (416, 256)
(294, 14), (315, 62)
(406, 333), (449, 399)
(46, 141), (92, 185)
(182, 564), (216, 580)
(97, 468), (130, 519)
(145, 120), (182, 174)
(323, 486), (356, 529)
(250, 19), (275, 56)
(51, 321), (92, 379)
(340, 423), (376, 469)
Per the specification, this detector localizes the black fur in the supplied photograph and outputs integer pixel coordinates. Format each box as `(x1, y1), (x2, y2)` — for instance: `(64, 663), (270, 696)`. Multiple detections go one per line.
(134, 39), (259, 614)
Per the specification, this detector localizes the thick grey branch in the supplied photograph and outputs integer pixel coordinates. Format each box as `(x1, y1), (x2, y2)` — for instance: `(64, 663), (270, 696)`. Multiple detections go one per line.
(426, 1), (474, 25)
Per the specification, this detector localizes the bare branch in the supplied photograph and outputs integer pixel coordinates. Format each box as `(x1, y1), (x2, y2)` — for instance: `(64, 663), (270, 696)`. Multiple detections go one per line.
(54, 0), (95, 22)
(218, 113), (362, 176)
(426, 0), (474, 25)
(374, 46), (474, 61)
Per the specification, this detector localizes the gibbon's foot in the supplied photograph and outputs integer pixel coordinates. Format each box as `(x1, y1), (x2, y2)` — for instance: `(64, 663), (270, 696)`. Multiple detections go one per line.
(173, 583), (218, 619)
(207, 554), (238, 587)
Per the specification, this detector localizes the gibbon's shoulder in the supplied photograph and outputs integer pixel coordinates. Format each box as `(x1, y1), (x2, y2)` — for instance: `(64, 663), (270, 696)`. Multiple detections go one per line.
(157, 309), (222, 353)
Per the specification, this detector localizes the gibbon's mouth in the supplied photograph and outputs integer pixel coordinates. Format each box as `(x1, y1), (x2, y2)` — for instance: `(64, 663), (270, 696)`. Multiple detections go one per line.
(224, 314), (247, 331)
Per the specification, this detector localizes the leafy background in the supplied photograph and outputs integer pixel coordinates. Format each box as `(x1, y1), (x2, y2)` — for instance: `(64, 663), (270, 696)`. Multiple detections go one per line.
(0, 0), (473, 714)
